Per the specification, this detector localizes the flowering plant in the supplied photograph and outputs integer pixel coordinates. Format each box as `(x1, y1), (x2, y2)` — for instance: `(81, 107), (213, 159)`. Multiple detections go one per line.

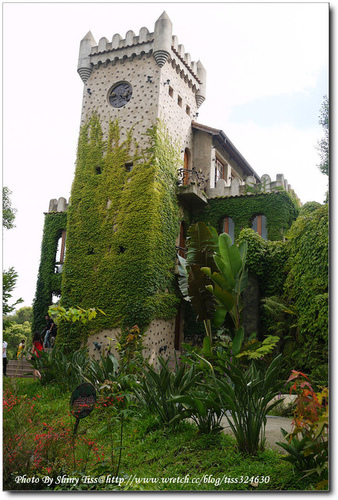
(277, 371), (328, 489)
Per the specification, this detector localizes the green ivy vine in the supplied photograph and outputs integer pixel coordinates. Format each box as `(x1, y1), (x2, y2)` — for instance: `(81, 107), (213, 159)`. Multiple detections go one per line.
(57, 114), (181, 350)
(193, 191), (300, 241)
(32, 212), (67, 334)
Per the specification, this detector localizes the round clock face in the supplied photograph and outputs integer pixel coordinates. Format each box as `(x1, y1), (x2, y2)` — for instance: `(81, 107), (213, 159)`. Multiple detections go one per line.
(108, 82), (133, 108)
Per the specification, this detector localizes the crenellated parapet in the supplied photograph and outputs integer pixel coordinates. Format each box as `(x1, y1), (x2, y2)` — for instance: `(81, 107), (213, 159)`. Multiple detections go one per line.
(207, 174), (300, 204)
(48, 197), (69, 213)
(77, 11), (206, 107)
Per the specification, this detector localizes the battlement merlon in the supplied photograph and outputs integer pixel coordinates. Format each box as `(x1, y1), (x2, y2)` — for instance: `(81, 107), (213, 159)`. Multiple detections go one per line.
(77, 11), (207, 105)
(207, 174), (301, 205)
(47, 197), (69, 213)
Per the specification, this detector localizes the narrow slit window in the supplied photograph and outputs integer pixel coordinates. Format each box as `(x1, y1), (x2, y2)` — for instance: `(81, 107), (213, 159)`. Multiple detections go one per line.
(55, 230), (66, 273)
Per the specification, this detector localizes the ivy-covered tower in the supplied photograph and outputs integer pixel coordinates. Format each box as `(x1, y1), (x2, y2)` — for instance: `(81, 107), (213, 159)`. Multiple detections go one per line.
(77, 11), (206, 157)
(33, 12), (300, 358)
(33, 12), (209, 360)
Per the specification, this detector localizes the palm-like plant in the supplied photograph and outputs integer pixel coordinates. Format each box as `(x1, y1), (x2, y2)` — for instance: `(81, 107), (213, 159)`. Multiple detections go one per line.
(134, 356), (202, 425)
(202, 232), (248, 335)
(178, 222), (248, 352)
(216, 354), (284, 454)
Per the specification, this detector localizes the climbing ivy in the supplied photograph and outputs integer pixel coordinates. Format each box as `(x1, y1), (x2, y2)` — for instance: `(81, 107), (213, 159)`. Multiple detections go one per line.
(282, 203), (329, 381)
(193, 191), (300, 241)
(57, 114), (181, 350)
(32, 212), (67, 334)
(237, 228), (289, 298)
(236, 203), (329, 383)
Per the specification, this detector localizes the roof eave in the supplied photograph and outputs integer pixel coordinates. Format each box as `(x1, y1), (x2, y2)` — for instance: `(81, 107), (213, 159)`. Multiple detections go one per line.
(192, 121), (261, 181)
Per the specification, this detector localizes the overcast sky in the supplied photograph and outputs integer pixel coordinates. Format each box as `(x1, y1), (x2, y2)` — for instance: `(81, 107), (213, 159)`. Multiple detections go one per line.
(2, 1), (329, 310)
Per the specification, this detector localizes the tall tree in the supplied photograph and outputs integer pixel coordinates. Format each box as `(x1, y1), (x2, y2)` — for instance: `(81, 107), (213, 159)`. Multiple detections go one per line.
(2, 188), (23, 328)
(317, 96), (329, 177)
(2, 186), (17, 229)
(3, 268), (23, 328)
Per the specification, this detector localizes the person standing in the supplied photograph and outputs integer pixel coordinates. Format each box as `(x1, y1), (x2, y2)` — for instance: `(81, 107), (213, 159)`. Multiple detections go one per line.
(43, 314), (55, 349)
(31, 332), (44, 379)
(3, 340), (8, 376)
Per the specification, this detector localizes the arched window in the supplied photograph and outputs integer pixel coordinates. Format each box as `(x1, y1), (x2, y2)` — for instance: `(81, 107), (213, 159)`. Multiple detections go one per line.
(252, 215), (267, 240)
(221, 217), (235, 242)
(55, 230), (66, 273)
(183, 149), (190, 185)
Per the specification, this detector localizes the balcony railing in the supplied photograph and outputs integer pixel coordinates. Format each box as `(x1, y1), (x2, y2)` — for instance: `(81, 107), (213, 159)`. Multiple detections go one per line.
(177, 167), (209, 191)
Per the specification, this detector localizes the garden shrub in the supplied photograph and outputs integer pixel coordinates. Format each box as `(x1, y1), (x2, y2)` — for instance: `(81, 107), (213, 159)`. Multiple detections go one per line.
(29, 346), (90, 390)
(215, 354), (284, 455)
(134, 356), (202, 425)
(277, 370), (328, 489)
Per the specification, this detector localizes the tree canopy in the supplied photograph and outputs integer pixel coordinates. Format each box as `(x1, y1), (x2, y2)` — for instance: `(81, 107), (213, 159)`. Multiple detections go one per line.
(317, 96), (329, 177)
(2, 186), (17, 229)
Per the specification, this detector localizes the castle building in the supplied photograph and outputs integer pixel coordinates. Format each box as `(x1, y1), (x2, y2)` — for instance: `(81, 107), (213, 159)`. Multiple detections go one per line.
(32, 12), (300, 360)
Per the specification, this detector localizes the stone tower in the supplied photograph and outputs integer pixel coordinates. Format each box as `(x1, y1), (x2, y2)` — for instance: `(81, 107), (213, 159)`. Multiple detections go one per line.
(77, 11), (206, 153)
(46, 12), (209, 361)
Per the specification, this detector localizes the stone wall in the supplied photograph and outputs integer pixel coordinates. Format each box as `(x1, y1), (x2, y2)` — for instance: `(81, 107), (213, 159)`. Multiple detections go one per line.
(207, 173), (300, 203)
(88, 318), (177, 367)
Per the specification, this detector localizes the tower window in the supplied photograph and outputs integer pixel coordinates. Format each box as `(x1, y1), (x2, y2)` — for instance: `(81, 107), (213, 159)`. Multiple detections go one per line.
(55, 230), (66, 273)
(169, 86), (174, 98)
(178, 95), (182, 107)
(55, 231), (66, 264)
(125, 162), (133, 172)
(186, 105), (190, 116)
(252, 215), (267, 240)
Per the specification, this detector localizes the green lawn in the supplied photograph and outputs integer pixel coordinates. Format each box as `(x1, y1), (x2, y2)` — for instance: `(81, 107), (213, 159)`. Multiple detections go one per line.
(3, 377), (322, 491)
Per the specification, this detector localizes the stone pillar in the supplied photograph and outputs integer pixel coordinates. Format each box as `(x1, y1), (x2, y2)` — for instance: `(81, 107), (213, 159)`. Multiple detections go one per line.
(153, 11), (172, 67)
(77, 31), (97, 83)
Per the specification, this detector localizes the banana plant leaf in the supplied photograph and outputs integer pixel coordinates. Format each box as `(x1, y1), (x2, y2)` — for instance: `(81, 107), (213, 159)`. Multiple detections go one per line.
(186, 222), (219, 269)
(231, 326), (245, 356)
(177, 255), (190, 301)
(188, 265), (215, 322)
